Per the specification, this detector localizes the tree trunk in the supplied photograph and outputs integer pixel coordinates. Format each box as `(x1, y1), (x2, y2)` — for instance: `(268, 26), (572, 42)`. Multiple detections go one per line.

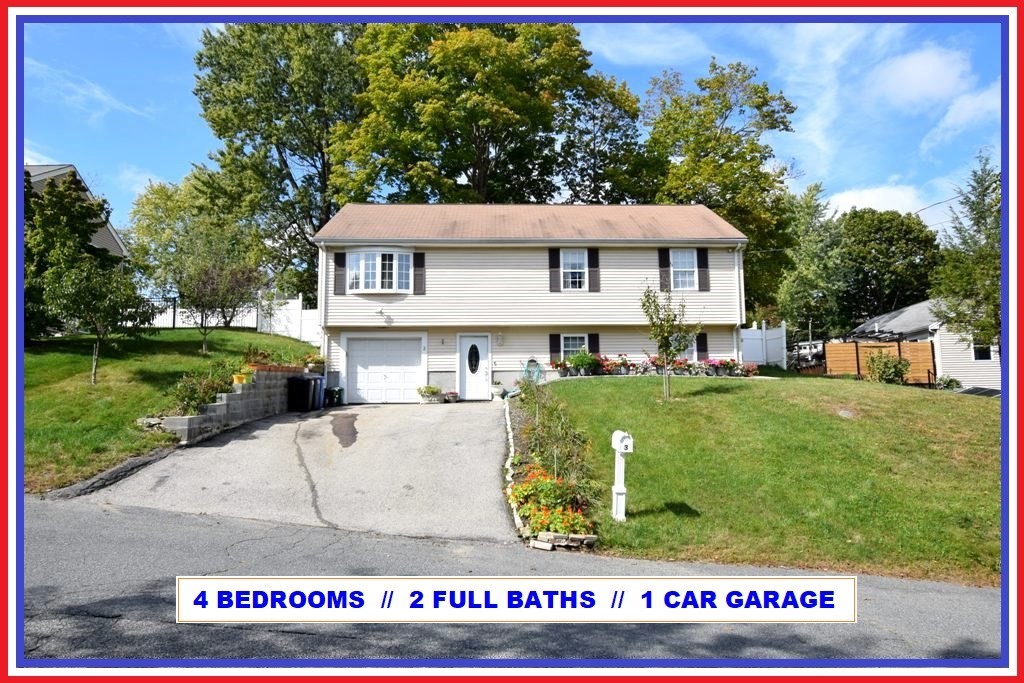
(662, 367), (670, 402)
(91, 340), (99, 385)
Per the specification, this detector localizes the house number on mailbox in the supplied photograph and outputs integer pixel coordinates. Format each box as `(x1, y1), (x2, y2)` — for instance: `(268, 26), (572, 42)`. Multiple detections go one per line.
(468, 345), (480, 373)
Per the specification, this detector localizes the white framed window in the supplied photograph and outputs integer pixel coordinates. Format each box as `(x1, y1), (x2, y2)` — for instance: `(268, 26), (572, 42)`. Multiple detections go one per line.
(347, 250), (413, 293)
(561, 249), (587, 290)
(561, 334), (587, 359)
(973, 338), (994, 361)
(671, 248), (697, 290)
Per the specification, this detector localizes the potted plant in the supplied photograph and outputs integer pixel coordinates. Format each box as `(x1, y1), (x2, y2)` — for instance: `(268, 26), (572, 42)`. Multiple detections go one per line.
(646, 353), (666, 375)
(443, 391), (460, 403)
(417, 385), (443, 404)
(671, 358), (689, 375)
(551, 360), (569, 377)
(491, 379), (504, 398)
(567, 348), (594, 376)
(304, 352), (326, 375)
(232, 363), (253, 385)
(720, 358), (739, 376)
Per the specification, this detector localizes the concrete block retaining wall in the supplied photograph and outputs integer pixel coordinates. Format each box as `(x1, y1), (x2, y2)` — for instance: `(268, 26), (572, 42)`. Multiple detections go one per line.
(156, 368), (307, 445)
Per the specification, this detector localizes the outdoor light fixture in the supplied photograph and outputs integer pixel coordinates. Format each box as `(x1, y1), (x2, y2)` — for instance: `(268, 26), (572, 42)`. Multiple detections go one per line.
(496, 333), (504, 346)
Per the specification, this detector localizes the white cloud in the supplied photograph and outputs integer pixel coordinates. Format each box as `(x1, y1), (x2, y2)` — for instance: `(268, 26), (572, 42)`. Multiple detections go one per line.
(748, 23), (910, 185)
(578, 23), (713, 67)
(116, 164), (164, 197)
(867, 45), (974, 112)
(161, 22), (224, 51)
(23, 139), (59, 165)
(828, 182), (953, 229)
(920, 79), (1001, 153)
(24, 57), (150, 123)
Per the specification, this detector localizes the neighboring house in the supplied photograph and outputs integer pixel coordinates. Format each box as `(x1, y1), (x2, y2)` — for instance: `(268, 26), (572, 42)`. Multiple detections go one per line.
(313, 204), (748, 404)
(25, 164), (127, 258)
(849, 299), (1001, 391)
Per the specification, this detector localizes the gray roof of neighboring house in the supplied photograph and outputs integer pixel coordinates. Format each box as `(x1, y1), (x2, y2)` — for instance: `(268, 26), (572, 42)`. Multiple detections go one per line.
(849, 299), (938, 339)
(24, 164), (127, 258)
(314, 203), (748, 244)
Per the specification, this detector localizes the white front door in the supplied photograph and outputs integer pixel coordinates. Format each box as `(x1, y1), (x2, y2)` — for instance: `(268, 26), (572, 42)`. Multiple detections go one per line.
(458, 335), (490, 400)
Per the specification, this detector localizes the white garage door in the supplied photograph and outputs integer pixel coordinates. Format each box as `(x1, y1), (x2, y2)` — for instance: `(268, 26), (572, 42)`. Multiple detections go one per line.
(346, 338), (424, 404)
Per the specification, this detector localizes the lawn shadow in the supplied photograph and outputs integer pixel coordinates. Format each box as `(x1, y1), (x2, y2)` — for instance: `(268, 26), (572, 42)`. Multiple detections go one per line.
(630, 500), (702, 519)
(129, 368), (187, 390)
(683, 382), (747, 397)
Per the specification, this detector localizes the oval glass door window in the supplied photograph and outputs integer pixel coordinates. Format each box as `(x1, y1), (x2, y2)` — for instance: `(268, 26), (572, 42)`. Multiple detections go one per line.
(467, 344), (480, 373)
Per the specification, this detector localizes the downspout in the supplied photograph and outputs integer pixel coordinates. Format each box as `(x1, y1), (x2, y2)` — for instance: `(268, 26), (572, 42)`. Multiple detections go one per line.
(735, 244), (747, 361)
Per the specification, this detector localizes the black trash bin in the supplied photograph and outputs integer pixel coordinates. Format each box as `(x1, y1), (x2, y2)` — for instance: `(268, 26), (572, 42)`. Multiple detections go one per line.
(287, 377), (317, 412)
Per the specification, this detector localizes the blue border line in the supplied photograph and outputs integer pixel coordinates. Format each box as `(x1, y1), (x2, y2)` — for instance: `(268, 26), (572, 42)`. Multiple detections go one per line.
(997, 13), (1010, 672)
(16, 14), (27, 673)
(15, 11), (1011, 671)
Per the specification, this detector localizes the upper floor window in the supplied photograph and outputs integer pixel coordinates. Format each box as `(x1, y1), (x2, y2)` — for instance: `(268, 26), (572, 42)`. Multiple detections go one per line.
(347, 250), (413, 293)
(973, 338), (993, 361)
(671, 248), (697, 290)
(561, 249), (587, 290)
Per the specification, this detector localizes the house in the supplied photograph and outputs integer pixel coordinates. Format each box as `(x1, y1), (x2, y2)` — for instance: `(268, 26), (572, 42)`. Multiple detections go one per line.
(25, 164), (127, 258)
(849, 299), (1001, 391)
(313, 204), (748, 403)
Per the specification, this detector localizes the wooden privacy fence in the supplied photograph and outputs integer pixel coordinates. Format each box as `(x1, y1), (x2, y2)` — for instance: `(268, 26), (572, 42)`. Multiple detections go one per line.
(824, 341), (935, 384)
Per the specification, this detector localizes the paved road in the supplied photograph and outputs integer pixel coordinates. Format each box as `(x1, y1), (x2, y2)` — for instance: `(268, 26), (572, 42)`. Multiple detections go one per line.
(23, 496), (1002, 665)
(87, 403), (511, 541)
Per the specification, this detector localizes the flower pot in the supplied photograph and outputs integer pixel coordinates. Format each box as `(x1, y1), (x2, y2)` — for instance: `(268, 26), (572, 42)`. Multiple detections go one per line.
(568, 367), (579, 377)
(420, 394), (442, 404)
(558, 368), (569, 377)
(232, 373), (248, 385)
(672, 368), (685, 375)
(655, 367), (664, 375)
(579, 367), (589, 376)
(716, 366), (727, 376)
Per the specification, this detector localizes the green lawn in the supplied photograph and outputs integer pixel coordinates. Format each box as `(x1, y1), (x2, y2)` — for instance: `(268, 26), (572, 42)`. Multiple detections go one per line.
(23, 329), (316, 493)
(547, 376), (1001, 586)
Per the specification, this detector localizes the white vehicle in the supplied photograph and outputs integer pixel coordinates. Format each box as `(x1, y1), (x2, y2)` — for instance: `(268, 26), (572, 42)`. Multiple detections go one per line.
(790, 341), (824, 366)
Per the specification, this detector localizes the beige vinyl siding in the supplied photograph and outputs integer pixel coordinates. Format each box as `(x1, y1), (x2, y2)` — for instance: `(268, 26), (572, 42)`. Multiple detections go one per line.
(934, 328), (1001, 390)
(324, 247), (742, 328)
(325, 325), (739, 377)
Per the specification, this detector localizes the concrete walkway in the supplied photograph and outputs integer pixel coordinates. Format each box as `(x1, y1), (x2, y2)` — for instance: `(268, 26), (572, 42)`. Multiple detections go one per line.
(87, 402), (513, 542)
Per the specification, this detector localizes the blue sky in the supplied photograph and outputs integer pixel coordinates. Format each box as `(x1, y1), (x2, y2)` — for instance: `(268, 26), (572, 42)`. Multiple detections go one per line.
(22, 17), (1003, 233)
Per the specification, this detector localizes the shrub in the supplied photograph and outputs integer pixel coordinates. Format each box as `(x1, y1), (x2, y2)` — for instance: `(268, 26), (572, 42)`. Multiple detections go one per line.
(936, 374), (962, 390)
(417, 385), (442, 396)
(566, 348), (600, 372)
(509, 465), (595, 535)
(865, 350), (911, 384)
(171, 357), (237, 415)
(741, 362), (759, 377)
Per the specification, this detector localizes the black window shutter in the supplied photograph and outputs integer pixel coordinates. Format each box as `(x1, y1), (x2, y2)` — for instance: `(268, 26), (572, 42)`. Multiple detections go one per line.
(549, 333), (561, 364)
(697, 248), (710, 291)
(587, 333), (600, 354)
(548, 248), (561, 292)
(696, 332), (708, 360)
(658, 248), (671, 292)
(333, 252), (346, 296)
(413, 252), (425, 295)
(587, 248), (600, 292)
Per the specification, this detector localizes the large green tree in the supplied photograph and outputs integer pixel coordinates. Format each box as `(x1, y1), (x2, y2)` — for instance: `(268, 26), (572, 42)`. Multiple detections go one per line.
(644, 60), (797, 310)
(554, 73), (651, 204)
(128, 171), (267, 353)
(775, 183), (843, 338)
(194, 23), (364, 302)
(929, 153), (1002, 352)
(23, 170), (118, 341)
(333, 23), (591, 204)
(831, 208), (940, 330)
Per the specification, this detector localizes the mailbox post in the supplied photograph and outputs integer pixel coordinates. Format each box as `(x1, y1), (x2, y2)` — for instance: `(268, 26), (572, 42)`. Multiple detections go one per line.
(611, 430), (633, 521)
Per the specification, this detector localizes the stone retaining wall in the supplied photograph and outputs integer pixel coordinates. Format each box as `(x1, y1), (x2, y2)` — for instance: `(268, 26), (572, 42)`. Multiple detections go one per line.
(155, 368), (307, 445)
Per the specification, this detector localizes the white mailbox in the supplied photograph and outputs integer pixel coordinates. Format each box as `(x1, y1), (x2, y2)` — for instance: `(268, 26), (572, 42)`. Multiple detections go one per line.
(612, 430), (633, 453)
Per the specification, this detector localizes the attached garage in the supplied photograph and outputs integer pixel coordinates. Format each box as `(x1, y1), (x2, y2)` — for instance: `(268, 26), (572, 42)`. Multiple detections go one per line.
(343, 336), (426, 404)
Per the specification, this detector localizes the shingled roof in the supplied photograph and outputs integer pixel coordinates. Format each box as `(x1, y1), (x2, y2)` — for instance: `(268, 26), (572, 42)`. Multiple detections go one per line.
(314, 204), (747, 243)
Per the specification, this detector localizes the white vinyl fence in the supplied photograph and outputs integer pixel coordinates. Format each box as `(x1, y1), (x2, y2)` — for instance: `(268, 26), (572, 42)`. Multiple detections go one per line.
(148, 295), (321, 347)
(256, 295), (322, 346)
(741, 320), (787, 368)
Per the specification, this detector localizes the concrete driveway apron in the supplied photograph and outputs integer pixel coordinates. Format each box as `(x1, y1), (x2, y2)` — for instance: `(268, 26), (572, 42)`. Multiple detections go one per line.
(87, 402), (513, 542)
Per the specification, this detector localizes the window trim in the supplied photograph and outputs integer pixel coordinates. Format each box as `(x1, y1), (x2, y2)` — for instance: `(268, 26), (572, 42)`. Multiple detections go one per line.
(347, 248), (414, 294)
(972, 338), (995, 362)
(670, 248), (698, 291)
(561, 334), (587, 360)
(560, 248), (588, 292)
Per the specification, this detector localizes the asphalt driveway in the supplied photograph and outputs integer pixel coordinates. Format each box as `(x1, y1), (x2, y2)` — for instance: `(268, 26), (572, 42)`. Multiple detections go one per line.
(87, 402), (513, 542)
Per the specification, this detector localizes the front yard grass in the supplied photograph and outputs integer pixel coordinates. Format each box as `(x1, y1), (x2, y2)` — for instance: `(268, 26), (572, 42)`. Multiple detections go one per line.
(23, 329), (316, 493)
(547, 376), (1001, 586)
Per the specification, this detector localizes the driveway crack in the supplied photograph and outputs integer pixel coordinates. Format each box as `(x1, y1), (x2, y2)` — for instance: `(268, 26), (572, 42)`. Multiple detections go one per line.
(292, 420), (337, 529)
